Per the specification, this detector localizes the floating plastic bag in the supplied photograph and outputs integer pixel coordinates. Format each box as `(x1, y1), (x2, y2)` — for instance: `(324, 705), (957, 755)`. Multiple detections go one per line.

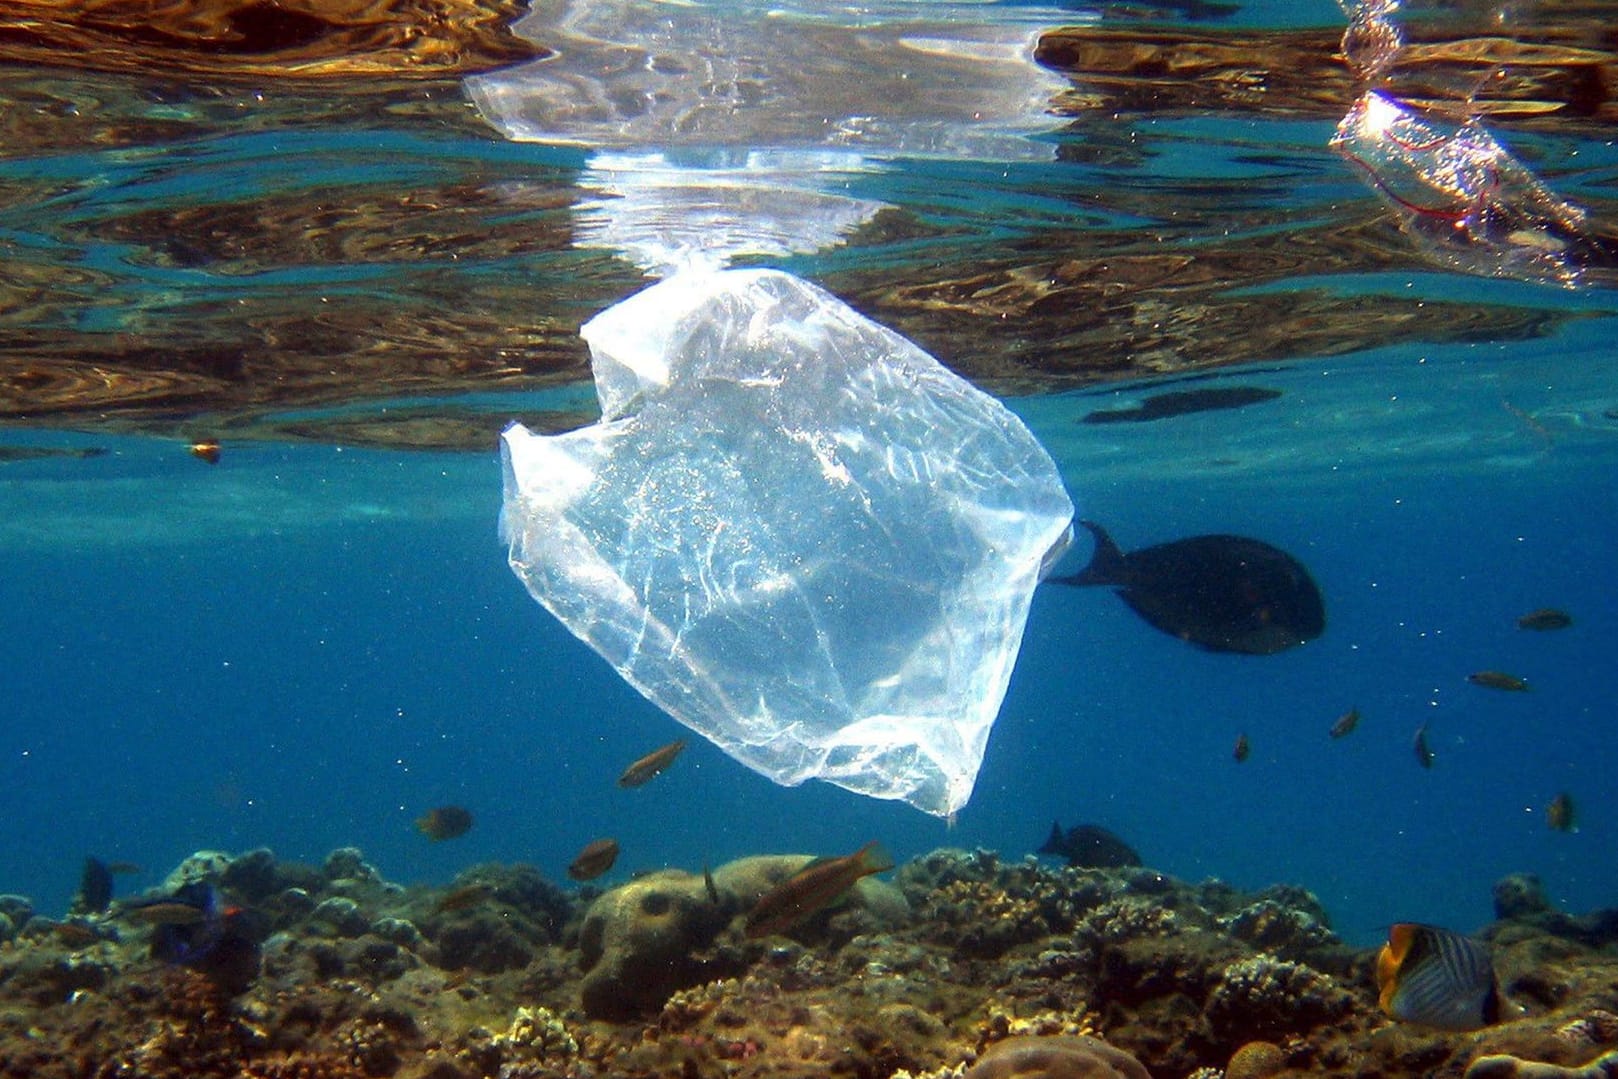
(500, 268), (1074, 816)
(1331, 90), (1602, 286)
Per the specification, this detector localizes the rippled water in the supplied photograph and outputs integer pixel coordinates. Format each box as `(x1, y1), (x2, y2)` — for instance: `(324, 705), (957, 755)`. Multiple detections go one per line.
(1, 0), (1615, 944)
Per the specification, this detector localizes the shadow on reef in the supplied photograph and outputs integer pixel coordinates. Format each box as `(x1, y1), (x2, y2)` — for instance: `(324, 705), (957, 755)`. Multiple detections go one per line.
(2, 847), (1617, 1078)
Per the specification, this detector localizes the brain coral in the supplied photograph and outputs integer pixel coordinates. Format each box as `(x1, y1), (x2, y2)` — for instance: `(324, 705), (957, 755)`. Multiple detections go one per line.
(963, 1035), (1151, 1079)
(1227, 1040), (1286, 1079)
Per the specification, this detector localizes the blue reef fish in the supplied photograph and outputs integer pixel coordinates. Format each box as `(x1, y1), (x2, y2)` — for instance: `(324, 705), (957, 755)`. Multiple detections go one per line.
(1047, 521), (1325, 655)
(1377, 923), (1502, 1031)
(130, 882), (262, 992)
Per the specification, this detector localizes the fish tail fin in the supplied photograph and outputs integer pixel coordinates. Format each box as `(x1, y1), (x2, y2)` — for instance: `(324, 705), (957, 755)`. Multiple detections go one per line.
(1047, 520), (1126, 587)
(856, 842), (895, 875)
(1039, 821), (1064, 854)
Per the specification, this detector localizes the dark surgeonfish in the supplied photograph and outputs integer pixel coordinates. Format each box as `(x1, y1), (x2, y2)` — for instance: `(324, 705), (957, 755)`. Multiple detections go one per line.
(1377, 923), (1504, 1031)
(1037, 822), (1142, 869)
(1082, 386), (1281, 425)
(77, 857), (114, 914)
(1047, 521), (1325, 655)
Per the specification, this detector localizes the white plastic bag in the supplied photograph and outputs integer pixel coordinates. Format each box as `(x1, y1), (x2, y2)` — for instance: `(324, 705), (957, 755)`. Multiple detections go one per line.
(500, 268), (1073, 816)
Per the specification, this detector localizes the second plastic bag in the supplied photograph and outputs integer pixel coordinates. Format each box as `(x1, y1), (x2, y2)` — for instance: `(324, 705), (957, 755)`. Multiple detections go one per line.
(500, 268), (1073, 817)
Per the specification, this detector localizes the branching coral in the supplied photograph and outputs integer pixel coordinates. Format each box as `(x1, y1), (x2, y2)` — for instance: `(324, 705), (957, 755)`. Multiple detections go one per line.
(1205, 953), (1353, 1040)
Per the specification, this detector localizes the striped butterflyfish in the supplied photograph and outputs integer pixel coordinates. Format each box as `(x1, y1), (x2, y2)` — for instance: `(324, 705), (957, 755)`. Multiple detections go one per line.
(1376, 922), (1502, 1031)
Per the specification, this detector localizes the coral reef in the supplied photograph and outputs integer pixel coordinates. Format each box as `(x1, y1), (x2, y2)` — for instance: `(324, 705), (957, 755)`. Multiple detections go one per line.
(1225, 1039), (1286, 1079)
(2, 846), (1618, 1078)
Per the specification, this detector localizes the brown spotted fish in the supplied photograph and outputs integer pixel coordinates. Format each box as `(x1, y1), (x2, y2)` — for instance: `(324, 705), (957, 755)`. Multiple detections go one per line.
(617, 739), (686, 788)
(744, 841), (893, 939)
(1468, 670), (1529, 692)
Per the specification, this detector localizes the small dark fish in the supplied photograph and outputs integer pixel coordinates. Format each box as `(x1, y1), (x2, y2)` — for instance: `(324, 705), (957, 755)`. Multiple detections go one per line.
(1047, 521), (1325, 655)
(1547, 792), (1576, 833)
(0, 445), (107, 462)
(617, 739), (686, 789)
(1468, 670), (1530, 692)
(568, 838), (620, 882)
(744, 841), (894, 939)
(78, 857), (114, 915)
(1232, 732), (1251, 763)
(433, 882), (493, 914)
(189, 441), (222, 465)
(703, 863), (720, 905)
(1329, 707), (1360, 739)
(1036, 822), (1142, 869)
(1377, 923), (1502, 1031)
(105, 862), (143, 876)
(415, 805), (474, 841)
(1413, 724), (1434, 769)
(1082, 386), (1281, 425)
(1516, 608), (1572, 631)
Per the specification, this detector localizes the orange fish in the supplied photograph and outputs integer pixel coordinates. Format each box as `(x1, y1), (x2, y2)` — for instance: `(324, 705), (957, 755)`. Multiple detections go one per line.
(1468, 670), (1529, 692)
(414, 805), (473, 841)
(617, 739), (686, 788)
(1516, 608), (1572, 631)
(432, 883), (492, 914)
(1232, 732), (1250, 763)
(1547, 792), (1575, 833)
(189, 441), (221, 465)
(568, 838), (620, 881)
(744, 841), (894, 939)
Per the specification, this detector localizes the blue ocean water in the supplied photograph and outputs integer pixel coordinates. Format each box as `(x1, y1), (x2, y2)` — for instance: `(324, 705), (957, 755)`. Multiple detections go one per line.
(4, 321), (1614, 945)
(2, 0), (1615, 953)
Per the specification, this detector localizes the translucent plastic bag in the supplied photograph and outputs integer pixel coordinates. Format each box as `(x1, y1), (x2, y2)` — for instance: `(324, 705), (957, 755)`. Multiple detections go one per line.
(1331, 91), (1600, 286)
(500, 268), (1074, 816)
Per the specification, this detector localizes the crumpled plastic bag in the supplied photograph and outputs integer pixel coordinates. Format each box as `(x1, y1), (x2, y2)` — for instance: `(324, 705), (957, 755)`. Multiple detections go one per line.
(1331, 91), (1607, 286)
(500, 268), (1073, 816)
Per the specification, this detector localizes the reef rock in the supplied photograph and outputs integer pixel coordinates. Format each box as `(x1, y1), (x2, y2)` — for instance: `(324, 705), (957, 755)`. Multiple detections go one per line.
(578, 869), (735, 1021)
(1497, 874), (1556, 921)
(963, 1034), (1151, 1078)
(1465, 1050), (1618, 1079)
